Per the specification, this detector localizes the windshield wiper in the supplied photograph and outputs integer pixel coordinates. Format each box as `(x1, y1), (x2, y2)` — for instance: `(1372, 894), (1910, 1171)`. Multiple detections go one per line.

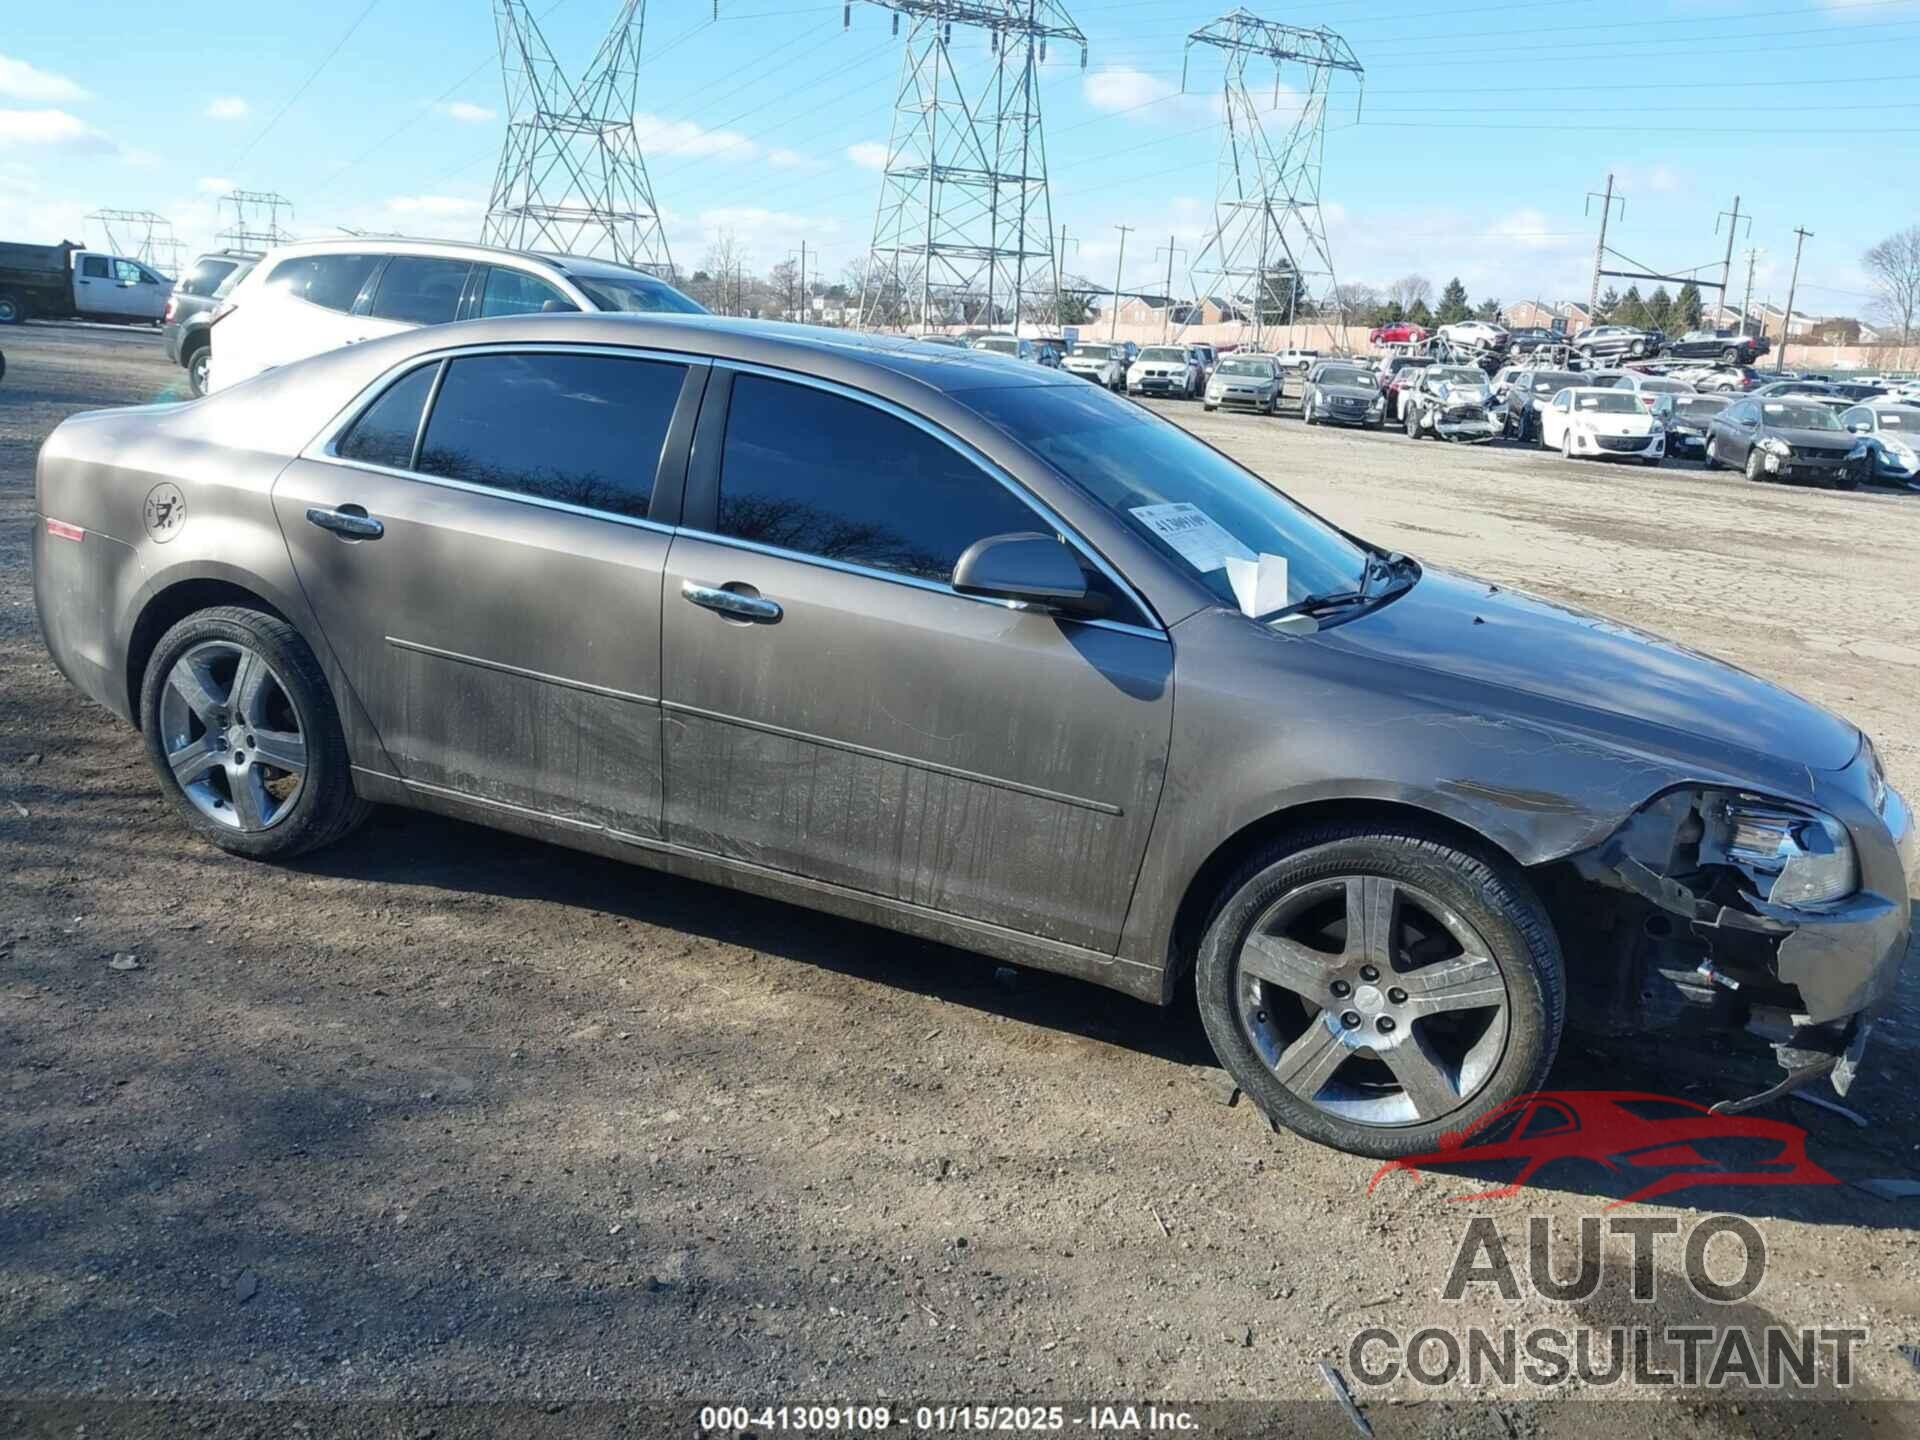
(1259, 552), (1417, 623)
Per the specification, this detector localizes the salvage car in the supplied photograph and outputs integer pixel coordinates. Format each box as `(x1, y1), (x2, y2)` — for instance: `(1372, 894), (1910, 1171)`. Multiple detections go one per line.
(1436, 319), (1508, 352)
(163, 249), (259, 397)
(1127, 344), (1206, 399)
(1654, 392), (1731, 460)
(1704, 396), (1871, 488)
(1202, 354), (1283, 414)
(1367, 321), (1427, 345)
(1500, 369), (1583, 443)
(1378, 354), (1436, 419)
(1841, 402), (1920, 484)
(1503, 325), (1559, 356)
(208, 238), (706, 393)
(1539, 387), (1666, 465)
(1401, 365), (1497, 442)
(1570, 324), (1659, 362)
(1591, 371), (1698, 413)
(31, 314), (1913, 1157)
(1060, 341), (1128, 390)
(1301, 360), (1386, 428)
(1663, 329), (1770, 365)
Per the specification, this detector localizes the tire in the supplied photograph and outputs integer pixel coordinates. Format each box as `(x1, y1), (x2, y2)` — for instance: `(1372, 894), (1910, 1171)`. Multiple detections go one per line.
(186, 343), (210, 398)
(1642, 455), (1662, 467)
(1193, 823), (1565, 1159)
(1629, 339), (1646, 358)
(1303, 403), (1317, 425)
(1561, 430), (1574, 460)
(139, 605), (371, 860)
(0, 290), (25, 325)
(1744, 448), (1767, 483)
(1404, 405), (1420, 439)
(1721, 347), (1739, 364)
(1703, 438), (1721, 471)
(1203, 403), (1217, 412)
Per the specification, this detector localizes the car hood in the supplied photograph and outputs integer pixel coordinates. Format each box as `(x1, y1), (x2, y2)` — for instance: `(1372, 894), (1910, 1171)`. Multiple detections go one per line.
(1576, 412), (1657, 435)
(1316, 381), (1378, 400)
(1316, 568), (1861, 773)
(1763, 426), (1857, 449)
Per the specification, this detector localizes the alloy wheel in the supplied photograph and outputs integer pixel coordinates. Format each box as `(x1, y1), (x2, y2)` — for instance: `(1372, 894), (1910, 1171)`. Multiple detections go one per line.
(1233, 875), (1509, 1126)
(189, 349), (210, 397)
(157, 640), (308, 831)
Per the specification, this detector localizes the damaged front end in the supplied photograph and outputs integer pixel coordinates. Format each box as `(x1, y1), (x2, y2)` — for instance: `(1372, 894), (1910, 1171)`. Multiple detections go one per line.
(1557, 755), (1914, 1108)
(1418, 397), (1498, 442)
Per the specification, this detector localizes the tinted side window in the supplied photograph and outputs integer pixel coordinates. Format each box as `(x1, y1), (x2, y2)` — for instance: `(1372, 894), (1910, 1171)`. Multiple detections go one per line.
(369, 256), (471, 326)
(479, 267), (575, 317)
(337, 364), (439, 471)
(266, 253), (379, 312)
(417, 352), (684, 520)
(179, 257), (238, 297)
(715, 375), (1046, 585)
(81, 255), (110, 278)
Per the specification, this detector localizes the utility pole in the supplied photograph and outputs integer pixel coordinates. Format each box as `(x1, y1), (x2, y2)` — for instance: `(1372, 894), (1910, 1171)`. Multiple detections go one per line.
(1775, 226), (1812, 373)
(789, 241), (809, 321)
(1741, 248), (1760, 331)
(1109, 223), (1133, 342)
(1586, 174), (1624, 317)
(1155, 235), (1187, 343)
(1715, 196), (1750, 316)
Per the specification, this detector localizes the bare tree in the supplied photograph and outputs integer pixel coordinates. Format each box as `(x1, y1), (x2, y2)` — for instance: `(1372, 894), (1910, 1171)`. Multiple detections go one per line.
(1386, 274), (1432, 313)
(1863, 225), (1920, 345)
(768, 258), (799, 319)
(1330, 281), (1380, 318)
(698, 230), (747, 314)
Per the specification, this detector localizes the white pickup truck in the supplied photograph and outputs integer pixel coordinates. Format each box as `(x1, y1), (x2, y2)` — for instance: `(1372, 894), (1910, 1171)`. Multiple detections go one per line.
(0, 240), (172, 325)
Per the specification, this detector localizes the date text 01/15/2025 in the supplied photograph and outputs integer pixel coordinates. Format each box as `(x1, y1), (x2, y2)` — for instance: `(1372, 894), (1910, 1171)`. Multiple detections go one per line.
(697, 1404), (1201, 1432)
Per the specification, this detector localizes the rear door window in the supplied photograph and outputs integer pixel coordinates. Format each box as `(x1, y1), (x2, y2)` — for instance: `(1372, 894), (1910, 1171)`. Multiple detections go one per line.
(415, 352), (686, 521)
(178, 257), (238, 297)
(336, 364), (440, 471)
(713, 374), (1047, 585)
(478, 266), (577, 317)
(267, 253), (381, 312)
(368, 256), (473, 326)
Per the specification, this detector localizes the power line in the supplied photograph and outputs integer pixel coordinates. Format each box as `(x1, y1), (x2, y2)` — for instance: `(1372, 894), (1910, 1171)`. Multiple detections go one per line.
(233, 0), (384, 167)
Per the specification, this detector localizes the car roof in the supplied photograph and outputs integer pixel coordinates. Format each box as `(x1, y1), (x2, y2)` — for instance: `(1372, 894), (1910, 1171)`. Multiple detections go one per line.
(247, 235), (662, 282)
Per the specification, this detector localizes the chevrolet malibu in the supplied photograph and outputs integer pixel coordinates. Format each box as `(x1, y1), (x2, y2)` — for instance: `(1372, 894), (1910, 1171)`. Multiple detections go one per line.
(32, 315), (1914, 1158)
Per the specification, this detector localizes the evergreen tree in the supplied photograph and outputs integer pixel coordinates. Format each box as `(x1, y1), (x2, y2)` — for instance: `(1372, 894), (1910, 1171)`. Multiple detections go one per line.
(1596, 287), (1622, 321)
(1436, 277), (1471, 325)
(1619, 285), (1646, 325)
(1674, 281), (1703, 332)
(1408, 298), (1435, 328)
(1646, 285), (1673, 331)
(1473, 298), (1502, 322)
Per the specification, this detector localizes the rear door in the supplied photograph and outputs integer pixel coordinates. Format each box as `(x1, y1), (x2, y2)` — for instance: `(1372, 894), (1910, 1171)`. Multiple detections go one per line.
(357, 254), (475, 344)
(273, 343), (703, 838)
(250, 252), (383, 373)
(659, 367), (1173, 953)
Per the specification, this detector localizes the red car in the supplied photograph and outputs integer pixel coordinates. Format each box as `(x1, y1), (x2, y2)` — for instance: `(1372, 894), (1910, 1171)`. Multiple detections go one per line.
(1369, 321), (1429, 345)
(1367, 1091), (1837, 1208)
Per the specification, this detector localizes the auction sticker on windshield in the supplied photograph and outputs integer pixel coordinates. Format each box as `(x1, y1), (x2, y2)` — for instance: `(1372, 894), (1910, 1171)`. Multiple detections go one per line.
(1130, 502), (1256, 573)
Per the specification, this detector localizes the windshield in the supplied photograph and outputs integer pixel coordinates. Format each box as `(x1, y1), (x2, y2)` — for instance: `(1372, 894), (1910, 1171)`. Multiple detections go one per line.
(571, 272), (705, 314)
(1139, 347), (1187, 362)
(1637, 378), (1691, 393)
(1764, 401), (1842, 430)
(975, 338), (1020, 354)
(1668, 395), (1729, 416)
(1070, 344), (1111, 360)
(1218, 358), (1272, 377)
(1575, 393), (1641, 414)
(1529, 372), (1580, 394)
(963, 383), (1369, 610)
(1430, 368), (1485, 386)
(1318, 365), (1373, 386)
(1878, 409), (1916, 428)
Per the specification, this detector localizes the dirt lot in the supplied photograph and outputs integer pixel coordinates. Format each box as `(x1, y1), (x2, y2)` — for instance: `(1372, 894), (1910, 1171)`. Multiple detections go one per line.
(2, 325), (1917, 1437)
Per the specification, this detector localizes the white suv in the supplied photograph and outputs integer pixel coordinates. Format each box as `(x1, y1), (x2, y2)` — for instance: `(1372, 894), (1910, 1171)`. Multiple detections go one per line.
(204, 238), (704, 393)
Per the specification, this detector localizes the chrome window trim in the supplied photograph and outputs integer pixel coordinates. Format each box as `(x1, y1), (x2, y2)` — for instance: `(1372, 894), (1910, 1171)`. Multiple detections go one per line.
(712, 359), (1165, 636)
(304, 342), (708, 536)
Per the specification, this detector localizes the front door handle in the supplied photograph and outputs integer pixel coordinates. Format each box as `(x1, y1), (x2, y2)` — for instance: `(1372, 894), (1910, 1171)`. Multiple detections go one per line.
(305, 505), (384, 540)
(681, 580), (782, 623)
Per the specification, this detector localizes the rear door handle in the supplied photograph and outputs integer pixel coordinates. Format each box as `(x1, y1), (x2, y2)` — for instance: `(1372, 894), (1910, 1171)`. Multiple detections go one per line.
(305, 505), (384, 540)
(681, 580), (782, 623)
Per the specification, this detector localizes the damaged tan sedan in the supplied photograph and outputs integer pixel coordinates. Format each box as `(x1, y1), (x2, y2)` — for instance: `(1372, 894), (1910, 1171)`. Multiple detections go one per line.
(31, 313), (1916, 1157)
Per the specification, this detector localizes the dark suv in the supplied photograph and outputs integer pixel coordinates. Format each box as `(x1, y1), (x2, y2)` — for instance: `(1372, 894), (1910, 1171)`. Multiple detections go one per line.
(162, 249), (260, 396)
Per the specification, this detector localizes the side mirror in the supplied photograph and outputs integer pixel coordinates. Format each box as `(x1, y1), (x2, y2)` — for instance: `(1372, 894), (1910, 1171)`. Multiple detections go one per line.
(952, 532), (1108, 618)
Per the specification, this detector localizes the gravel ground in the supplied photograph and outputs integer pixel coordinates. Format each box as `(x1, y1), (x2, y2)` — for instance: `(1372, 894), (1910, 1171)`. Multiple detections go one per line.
(1, 325), (1917, 1438)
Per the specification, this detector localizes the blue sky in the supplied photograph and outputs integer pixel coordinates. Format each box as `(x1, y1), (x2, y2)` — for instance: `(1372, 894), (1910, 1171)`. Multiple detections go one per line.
(2, 0), (1913, 318)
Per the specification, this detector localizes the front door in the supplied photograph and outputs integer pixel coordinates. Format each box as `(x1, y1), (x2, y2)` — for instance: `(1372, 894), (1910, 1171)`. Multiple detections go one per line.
(72, 254), (117, 317)
(660, 368), (1174, 954)
(274, 346), (702, 839)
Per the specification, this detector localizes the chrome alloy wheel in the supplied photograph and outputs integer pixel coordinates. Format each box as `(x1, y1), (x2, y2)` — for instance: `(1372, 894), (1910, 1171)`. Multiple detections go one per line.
(1234, 875), (1509, 1126)
(158, 640), (308, 831)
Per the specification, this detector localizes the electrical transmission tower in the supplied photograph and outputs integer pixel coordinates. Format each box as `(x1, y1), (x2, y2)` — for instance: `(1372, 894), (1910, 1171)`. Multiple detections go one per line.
(1181, 10), (1361, 348)
(86, 209), (178, 269)
(483, 0), (676, 276)
(216, 191), (297, 251)
(854, 0), (1086, 333)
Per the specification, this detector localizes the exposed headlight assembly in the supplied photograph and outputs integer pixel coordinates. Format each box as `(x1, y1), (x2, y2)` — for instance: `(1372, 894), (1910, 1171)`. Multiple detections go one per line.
(1847, 440), (1870, 461)
(1758, 437), (1791, 457)
(1715, 797), (1858, 908)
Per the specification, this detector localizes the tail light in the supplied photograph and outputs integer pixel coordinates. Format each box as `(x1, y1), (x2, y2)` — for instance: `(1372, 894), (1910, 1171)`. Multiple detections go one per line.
(163, 297), (177, 323)
(208, 299), (237, 327)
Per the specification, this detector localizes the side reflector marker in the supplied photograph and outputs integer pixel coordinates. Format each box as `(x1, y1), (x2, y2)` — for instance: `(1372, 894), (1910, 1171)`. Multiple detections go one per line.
(46, 518), (86, 542)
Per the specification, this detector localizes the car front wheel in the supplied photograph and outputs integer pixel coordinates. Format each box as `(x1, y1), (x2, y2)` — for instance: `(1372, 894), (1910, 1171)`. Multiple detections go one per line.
(1744, 448), (1768, 483)
(1195, 824), (1564, 1159)
(140, 606), (371, 860)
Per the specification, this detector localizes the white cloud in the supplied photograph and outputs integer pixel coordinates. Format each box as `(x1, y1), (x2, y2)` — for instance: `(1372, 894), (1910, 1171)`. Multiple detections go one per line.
(766, 147), (815, 170)
(846, 141), (889, 171)
(633, 112), (755, 159)
(0, 54), (90, 104)
(204, 96), (249, 121)
(197, 176), (236, 195)
(1485, 208), (1565, 252)
(385, 194), (484, 218)
(1082, 67), (1177, 114)
(0, 108), (116, 154)
(439, 100), (495, 123)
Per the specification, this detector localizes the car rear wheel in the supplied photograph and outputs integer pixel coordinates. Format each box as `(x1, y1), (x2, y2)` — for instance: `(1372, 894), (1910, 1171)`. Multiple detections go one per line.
(1721, 347), (1739, 364)
(1194, 824), (1564, 1159)
(140, 606), (371, 860)
(186, 345), (210, 398)
(0, 290), (25, 325)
